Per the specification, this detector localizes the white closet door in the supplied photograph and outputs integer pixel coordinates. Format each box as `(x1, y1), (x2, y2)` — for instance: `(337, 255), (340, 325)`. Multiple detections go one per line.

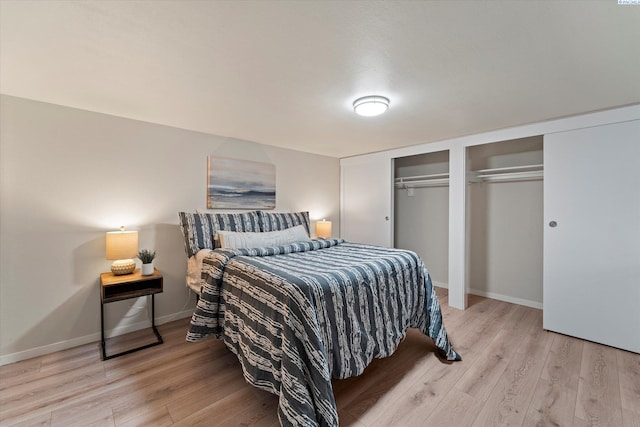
(544, 120), (640, 353)
(340, 156), (393, 247)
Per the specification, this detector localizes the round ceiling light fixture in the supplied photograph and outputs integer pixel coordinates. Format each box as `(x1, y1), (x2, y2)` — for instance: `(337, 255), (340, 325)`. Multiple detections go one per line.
(353, 95), (390, 117)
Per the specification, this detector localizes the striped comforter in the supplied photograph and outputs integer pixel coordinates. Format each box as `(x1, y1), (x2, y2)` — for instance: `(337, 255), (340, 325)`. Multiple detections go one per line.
(187, 239), (460, 426)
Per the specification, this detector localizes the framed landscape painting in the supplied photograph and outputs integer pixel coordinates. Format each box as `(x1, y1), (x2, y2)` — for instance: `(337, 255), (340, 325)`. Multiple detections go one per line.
(207, 156), (276, 209)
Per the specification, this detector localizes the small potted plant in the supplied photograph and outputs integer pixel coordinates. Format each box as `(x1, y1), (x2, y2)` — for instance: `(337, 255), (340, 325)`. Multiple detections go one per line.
(138, 249), (156, 276)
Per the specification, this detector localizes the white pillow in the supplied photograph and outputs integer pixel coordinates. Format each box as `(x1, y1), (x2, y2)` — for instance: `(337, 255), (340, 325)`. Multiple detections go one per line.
(217, 225), (311, 249)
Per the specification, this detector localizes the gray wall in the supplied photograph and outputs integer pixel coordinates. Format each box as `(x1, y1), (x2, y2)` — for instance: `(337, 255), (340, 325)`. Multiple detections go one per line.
(467, 137), (543, 306)
(0, 95), (340, 363)
(394, 151), (449, 286)
(467, 180), (543, 305)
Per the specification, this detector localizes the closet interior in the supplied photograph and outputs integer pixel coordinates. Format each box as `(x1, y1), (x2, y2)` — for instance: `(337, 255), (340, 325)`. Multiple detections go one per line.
(394, 150), (449, 288)
(466, 136), (544, 308)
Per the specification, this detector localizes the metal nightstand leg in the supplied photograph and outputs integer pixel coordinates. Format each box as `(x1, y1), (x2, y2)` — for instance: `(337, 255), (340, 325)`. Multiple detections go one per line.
(100, 298), (107, 360)
(100, 294), (163, 360)
(150, 294), (163, 344)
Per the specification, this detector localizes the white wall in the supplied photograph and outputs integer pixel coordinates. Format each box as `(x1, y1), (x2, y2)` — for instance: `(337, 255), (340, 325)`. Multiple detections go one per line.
(0, 95), (340, 364)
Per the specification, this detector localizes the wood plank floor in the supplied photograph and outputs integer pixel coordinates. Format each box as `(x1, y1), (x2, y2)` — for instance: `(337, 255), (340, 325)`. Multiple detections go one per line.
(1, 289), (638, 427)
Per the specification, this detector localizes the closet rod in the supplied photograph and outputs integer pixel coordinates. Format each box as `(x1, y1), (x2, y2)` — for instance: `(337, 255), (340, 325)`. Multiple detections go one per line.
(395, 173), (449, 182)
(469, 172), (543, 183)
(394, 178), (449, 188)
(395, 173), (450, 189)
(472, 164), (543, 175)
(468, 164), (543, 183)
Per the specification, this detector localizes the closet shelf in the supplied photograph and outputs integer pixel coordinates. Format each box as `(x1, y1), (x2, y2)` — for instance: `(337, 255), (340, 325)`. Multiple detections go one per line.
(394, 173), (450, 189)
(468, 164), (543, 183)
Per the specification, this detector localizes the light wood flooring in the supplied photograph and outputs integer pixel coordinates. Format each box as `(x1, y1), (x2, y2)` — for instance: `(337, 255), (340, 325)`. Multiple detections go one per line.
(1, 289), (639, 427)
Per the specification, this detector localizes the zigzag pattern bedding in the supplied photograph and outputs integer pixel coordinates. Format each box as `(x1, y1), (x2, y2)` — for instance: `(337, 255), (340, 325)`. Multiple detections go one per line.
(187, 239), (460, 426)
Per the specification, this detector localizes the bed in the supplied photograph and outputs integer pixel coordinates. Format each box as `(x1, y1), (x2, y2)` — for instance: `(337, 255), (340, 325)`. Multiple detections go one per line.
(179, 210), (460, 427)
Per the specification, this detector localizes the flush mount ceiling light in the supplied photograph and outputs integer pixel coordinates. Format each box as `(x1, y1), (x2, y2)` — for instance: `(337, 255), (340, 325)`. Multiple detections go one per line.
(353, 95), (390, 117)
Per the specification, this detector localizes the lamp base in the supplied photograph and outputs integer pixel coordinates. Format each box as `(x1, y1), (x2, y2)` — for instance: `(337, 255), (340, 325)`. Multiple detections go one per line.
(111, 259), (136, 275)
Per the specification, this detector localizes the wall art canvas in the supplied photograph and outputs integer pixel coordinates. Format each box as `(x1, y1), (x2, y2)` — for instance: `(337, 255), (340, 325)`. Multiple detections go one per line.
(207, 156), (276, 209)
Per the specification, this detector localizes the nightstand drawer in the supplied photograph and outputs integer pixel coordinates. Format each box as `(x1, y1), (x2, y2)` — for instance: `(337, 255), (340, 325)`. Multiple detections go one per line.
(100, 269), (163, 303)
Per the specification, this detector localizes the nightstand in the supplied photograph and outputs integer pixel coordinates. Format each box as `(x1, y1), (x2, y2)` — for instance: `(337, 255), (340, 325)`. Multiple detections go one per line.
(100, 268), (163, 360)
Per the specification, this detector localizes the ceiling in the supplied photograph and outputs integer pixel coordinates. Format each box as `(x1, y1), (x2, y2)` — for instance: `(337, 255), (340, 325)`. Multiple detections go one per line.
(1, 1), (639, 158)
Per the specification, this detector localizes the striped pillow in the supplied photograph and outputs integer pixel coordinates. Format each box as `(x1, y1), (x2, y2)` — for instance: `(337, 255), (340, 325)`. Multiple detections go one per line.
(258, 211), (311, 236)
(177, 211), (261, 258)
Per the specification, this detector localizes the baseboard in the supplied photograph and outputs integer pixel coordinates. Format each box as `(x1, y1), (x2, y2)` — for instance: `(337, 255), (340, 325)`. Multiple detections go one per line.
(467, 288), (543, 310)
(0, 309), (194, 366)
(431, 281), (542, 309)
(432, 280), (448, 289)
(1, 289), (542, 366)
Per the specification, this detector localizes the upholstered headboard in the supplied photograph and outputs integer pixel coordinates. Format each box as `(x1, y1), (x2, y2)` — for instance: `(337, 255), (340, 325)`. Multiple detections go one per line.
(177, 210), (310, 258)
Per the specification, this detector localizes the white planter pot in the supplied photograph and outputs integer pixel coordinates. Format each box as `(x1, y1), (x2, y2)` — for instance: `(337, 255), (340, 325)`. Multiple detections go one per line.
(141, 263), (154, 276)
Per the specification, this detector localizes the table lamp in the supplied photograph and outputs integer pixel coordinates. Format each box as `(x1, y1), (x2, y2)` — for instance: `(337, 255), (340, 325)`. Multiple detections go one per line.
(316, 219), (332, 239)
(106, 227), (139, 275)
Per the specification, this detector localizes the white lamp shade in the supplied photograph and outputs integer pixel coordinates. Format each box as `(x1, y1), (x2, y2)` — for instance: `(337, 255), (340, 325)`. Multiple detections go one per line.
(316, 220), (332, 239)
(106, 230), (138, 260)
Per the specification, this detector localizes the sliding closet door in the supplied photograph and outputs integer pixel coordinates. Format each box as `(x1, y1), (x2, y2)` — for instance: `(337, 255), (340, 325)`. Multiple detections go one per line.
(340, 155), (393, 247)
(544, 120), (640, 353)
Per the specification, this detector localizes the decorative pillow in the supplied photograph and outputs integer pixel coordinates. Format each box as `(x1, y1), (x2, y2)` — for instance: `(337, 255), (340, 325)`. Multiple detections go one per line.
(217, 225), (311, 249)
(177, 211), (261, 258)
(258, 211), (311, 236)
